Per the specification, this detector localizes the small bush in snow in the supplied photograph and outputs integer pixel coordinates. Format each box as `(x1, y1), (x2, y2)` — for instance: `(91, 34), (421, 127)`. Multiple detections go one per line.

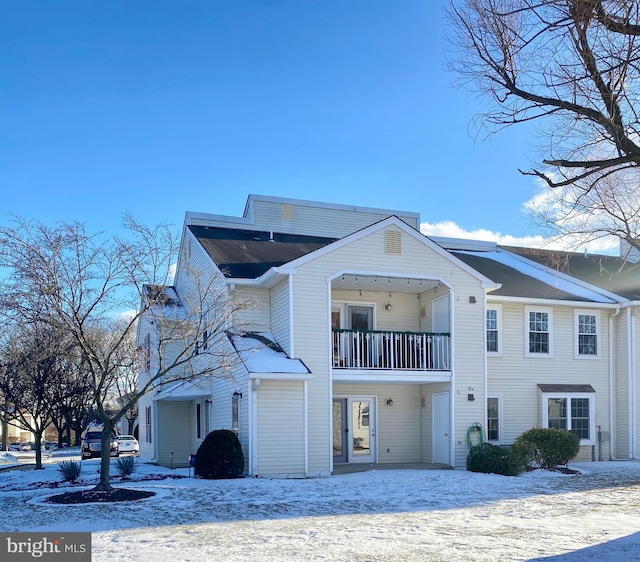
(513, 428), (580, 469)
(195, 429), (244, 479)
(115, 456), (136, 476)
(466, 443), (526, 476)
(58, 460), (82, 482)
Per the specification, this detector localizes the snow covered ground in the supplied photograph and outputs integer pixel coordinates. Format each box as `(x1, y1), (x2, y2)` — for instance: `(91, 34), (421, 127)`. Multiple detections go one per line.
(2, 452), (640, 561)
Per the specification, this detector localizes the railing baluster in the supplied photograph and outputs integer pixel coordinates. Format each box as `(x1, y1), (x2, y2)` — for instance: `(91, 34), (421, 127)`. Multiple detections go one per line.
(332, 329), (450, 371)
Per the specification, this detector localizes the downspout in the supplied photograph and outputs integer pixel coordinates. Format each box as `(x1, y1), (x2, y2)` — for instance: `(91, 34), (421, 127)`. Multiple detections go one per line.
(630, 307), (640, 459)
(327, 277), (334, 475)
(609, 307), (620, 461)
(448, 288), (455, 468)
(250, 378), (259, 476)
(304, 380), (309, 476)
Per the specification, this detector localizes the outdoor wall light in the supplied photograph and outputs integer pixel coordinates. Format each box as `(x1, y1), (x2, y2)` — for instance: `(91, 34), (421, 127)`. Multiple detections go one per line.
(467, 394), (475, 401)
(384, 302), (392, 311)
(385, 398), (394, 406)
(469, 296), (477, 304)
(233, 391), (243, 399)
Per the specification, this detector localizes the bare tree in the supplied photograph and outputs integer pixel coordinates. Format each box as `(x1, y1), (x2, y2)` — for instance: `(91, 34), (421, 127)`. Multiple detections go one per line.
(0, 216), (241, 492)
(448, 0), (640, 251)
(0, 321), (77, 469)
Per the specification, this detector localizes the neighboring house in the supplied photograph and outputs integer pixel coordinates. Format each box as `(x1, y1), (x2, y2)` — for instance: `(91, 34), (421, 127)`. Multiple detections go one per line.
(138, 194), (640, 475)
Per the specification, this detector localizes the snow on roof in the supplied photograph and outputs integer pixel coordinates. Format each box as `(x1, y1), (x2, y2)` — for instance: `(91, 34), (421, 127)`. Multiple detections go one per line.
(457, 249), (618, 303)
(228, 332), (310, 374)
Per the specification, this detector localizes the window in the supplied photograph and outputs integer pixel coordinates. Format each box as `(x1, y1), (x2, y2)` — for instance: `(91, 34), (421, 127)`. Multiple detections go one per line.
(486, 307), (501, 354)
(232, 392), (241, 436)
(202, 312), (209, 351)
(144, 333), (151, 373)
(487, 396), (501, 442)
(196, 403), (202, 439)
(145, 406), (152, 443)
(575, 310), (599, 358)
(525, 306), (553, 357)
(541, 393), (594, 444)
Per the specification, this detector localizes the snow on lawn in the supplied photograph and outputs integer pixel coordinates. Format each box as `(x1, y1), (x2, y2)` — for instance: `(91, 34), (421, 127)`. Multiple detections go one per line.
(2, 458), (640, 561)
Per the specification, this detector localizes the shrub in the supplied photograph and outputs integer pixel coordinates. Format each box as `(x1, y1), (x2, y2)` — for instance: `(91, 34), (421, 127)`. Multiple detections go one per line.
(58, 460), (82, 483)
(466, 443), (527, 476)
(513, 428), (580, 469)
(115, 456), (136, 477)
(195, 429), (244, 479)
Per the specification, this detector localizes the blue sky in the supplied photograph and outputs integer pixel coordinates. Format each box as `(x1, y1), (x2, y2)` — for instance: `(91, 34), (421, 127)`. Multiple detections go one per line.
(1, 1), (547, 245)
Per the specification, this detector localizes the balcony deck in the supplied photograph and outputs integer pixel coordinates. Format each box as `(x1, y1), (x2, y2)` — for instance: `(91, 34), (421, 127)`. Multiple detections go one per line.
(332, 329), (450, 372)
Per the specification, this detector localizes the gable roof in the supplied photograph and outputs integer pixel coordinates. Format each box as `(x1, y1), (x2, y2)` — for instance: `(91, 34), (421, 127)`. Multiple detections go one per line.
(451, 249), (619, 303)
(189, 225), (337, 279)
(500, 246), (640, 301)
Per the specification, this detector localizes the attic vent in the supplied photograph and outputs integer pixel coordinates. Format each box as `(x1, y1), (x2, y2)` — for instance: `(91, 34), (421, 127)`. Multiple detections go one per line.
(385, 230), (402, 254)
(282, 204), (294, 221)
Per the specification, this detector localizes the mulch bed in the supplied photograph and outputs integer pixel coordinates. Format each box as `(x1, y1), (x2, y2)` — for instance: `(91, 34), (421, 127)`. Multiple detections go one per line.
(46, 488), (155, 504)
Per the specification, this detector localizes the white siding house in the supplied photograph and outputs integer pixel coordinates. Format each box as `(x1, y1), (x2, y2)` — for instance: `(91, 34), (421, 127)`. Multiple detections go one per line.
(138, 194), (640, 475)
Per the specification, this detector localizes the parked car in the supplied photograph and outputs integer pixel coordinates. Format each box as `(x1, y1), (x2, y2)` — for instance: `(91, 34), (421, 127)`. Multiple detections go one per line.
(7, 442), (29, 452)
(81, 428), (119, 459)
(116, 435), (139, 455)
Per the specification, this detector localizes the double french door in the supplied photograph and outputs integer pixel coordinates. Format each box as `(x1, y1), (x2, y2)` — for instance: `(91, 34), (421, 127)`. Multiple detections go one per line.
(333, 397), (376, 464)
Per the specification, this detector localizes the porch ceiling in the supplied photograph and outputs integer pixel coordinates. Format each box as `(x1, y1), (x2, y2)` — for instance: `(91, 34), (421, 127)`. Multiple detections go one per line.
(332, 274), (441, 294)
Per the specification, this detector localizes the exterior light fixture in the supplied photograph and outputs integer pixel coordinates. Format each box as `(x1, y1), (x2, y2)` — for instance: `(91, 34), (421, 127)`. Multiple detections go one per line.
(385, 398), (394, 406)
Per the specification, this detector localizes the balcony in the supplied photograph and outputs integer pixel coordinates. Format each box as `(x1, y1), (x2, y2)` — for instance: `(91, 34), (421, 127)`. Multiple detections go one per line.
(332, 329), (450, 371)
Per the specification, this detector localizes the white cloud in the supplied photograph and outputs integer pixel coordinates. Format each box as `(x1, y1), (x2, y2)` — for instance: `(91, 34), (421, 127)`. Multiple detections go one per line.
(420, 220), (560, 249)
(420, 215), (619, 254)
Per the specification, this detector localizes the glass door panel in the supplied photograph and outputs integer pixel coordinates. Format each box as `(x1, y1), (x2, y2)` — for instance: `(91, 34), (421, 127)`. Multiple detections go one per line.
(333, 399), (347, 463)
(349, 398), (375, 462)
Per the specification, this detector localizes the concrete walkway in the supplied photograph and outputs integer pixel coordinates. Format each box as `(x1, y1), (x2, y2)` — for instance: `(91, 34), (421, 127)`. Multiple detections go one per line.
(332, 462), (452, 475)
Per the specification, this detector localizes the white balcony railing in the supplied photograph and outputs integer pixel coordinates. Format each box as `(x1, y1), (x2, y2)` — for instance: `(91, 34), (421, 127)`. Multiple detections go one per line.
(332, 329), (450, 371)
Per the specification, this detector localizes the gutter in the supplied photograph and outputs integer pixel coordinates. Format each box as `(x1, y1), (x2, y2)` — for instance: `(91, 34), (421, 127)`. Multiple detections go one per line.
(609, 307), (620, 460)
(631, 307), (640, 459)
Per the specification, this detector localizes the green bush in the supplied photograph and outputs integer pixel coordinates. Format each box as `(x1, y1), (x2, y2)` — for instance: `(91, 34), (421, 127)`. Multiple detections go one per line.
(466, 443), (527, 476)
(513, 428), (580, 469)
(58, 460), (82, 482)
(195, 429), (244, 479)
(115, 456), (136, 476)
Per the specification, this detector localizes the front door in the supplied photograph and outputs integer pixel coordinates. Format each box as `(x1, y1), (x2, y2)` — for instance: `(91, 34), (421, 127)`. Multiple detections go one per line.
(432, 392), (450, 464)
(333, 396), (377, 464)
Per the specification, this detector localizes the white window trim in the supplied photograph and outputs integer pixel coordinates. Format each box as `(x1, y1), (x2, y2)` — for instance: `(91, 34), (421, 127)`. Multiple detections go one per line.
(486, 305), (502, 357)
(540, 392), (595, 446)
(486, 394), (503, 444)
(524, 305), (554, 358)
(574, 309), (601, 360)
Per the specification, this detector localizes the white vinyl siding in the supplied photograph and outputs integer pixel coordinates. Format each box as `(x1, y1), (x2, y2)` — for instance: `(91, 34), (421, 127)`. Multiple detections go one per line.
(293, 226), (486, 470)
(270, 279), (291, 355)
(334, 383), (422, 463)
(488, 302), (610, 455)
(256, 380), (305, 476)
(233, 286), (271, 333)
(156, 401), (192, 468)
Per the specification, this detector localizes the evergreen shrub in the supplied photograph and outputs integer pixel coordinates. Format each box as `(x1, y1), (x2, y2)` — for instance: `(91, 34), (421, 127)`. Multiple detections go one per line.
(466, 443), (527, 476)
(194, 429), (244, 479)
(513, 428), (580, 469)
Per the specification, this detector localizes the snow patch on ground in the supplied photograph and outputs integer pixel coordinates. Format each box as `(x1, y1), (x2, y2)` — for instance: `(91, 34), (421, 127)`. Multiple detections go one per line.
(2, 458), (640, 561)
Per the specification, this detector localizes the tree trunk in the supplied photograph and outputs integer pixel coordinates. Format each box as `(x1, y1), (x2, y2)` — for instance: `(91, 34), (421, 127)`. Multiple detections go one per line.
(94, 424), (115, 491)
(33, 432), (44, 470)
